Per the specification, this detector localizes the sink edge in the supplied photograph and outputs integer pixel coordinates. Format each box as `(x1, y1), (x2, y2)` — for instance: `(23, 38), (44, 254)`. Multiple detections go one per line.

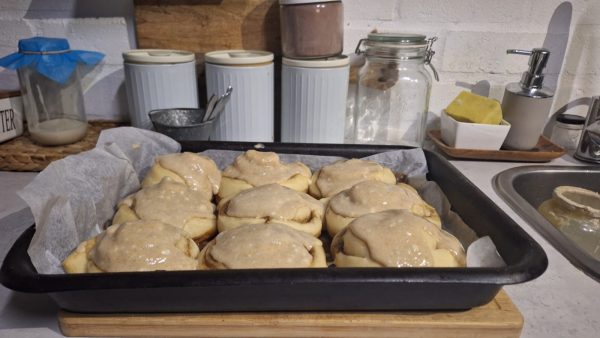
(493, 166), (600, 282)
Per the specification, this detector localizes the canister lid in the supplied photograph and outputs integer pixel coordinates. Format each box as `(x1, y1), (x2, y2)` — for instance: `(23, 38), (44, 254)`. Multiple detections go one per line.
(122, 49), (195, 64)
(279, 0), (340, 5)
(556, 114), (586, 125)
(205, 50), (274, 65)
(283, 55), (349, 68)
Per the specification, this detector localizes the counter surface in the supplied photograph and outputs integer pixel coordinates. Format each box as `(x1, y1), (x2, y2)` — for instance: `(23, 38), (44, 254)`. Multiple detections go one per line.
(0, 156), (598, 338)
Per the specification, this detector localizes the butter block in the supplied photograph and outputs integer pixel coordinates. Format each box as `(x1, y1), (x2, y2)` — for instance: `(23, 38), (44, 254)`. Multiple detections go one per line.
(445, 91), (502, 125)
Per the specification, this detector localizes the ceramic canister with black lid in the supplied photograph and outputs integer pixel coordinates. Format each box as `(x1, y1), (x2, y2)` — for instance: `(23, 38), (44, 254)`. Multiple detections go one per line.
(551, 113), (586, 151)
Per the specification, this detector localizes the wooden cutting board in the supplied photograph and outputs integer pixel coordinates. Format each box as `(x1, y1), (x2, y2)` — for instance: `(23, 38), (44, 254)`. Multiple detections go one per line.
(134, 0), (281, 59)
(58, 290), (522, 338)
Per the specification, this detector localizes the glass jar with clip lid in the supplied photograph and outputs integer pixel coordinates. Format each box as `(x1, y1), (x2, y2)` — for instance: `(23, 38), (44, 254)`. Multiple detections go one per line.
(353, 33), (438, 146)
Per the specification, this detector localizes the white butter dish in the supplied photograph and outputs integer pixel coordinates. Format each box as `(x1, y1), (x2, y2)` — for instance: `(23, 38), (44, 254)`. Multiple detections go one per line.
(441, 110), (511, 150)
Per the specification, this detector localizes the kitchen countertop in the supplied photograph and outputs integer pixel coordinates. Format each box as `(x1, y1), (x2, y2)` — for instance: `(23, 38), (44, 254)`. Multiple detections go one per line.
(0, 155), (598, 338)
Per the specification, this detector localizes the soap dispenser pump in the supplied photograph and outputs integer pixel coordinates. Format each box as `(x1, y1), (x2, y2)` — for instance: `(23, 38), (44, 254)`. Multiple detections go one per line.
(501, 48), (554, 150)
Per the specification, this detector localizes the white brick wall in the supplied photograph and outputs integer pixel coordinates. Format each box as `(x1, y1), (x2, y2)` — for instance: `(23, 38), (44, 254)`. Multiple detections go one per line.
(344, 0), (600, 122)
(397, 0), (532, 24)
(0, 0), (133, 121)
(0, 0), (599, 124)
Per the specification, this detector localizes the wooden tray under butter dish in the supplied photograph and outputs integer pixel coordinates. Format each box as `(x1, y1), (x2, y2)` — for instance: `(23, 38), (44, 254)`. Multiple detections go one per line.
(428, 130), (566, 162)
(0, 120), (121, 172)
(58, 290), (522, 338)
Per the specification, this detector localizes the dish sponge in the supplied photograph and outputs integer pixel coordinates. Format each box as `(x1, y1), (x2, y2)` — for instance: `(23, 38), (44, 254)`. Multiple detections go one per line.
(445, 91), (502, 125)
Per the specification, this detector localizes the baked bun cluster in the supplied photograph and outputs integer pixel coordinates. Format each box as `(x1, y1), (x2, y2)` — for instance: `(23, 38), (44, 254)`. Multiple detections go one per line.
(143, 152), (221, 200)
(217, 183), (324, 236)
(326, 180), (440, 237)
(63, 150), (466, 273)
(113, 177), (217, 243)
(62, 220), (200, 273)
(331, 210), (465, 268)
(219, 150), (311, 200)
(199, 223), (327, 269)
(309, 158), (396, 199)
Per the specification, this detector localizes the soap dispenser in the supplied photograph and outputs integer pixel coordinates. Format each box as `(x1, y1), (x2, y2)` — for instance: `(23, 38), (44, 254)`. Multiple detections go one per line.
(501, 48), (554, 150)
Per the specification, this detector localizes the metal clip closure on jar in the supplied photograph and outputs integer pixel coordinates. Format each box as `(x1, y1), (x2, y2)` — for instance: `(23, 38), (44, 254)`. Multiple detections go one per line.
(355, 33), (439, 81)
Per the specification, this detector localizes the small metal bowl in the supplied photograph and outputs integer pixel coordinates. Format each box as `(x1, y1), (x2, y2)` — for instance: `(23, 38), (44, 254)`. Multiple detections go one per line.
(148, 108), (213, 141)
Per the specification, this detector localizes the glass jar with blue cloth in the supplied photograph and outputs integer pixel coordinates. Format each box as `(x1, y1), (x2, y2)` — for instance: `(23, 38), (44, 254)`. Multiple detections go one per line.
(0, 37), (104, 146)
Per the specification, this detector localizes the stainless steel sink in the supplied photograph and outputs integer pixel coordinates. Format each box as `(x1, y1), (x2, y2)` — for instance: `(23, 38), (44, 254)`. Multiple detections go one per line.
(493, 165), (600, 280)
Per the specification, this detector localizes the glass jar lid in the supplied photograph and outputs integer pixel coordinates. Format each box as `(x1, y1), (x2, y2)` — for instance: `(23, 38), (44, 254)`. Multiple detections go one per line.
(356, 33), (430, 54)
(204, 50), (273, 65)
(355, 32), (439, 81)
(279, 0), (339, 4)
(364, 33), (428, 46)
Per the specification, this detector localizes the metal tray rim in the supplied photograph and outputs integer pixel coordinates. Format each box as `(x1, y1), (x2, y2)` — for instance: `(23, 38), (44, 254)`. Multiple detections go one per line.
(1, 225), (542, 294)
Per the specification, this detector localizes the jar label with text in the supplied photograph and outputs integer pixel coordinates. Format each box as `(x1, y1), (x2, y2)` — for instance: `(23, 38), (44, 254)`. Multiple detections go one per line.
(0, 95), (23, 143)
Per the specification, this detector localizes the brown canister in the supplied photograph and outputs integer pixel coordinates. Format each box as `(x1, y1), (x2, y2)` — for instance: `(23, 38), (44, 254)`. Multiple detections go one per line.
(279, 0), (344, 59)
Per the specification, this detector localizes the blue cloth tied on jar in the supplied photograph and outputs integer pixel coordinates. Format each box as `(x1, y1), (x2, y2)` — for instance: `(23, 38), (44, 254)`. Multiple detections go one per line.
(0, 37), (104, 84)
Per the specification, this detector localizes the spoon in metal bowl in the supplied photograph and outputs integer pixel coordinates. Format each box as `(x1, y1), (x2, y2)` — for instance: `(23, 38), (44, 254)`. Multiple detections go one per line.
(203, 86), (233, 123)
(203, 94), (218, 121)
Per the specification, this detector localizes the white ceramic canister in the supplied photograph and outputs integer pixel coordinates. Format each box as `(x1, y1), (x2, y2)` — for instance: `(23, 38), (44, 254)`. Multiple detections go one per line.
(281, 55), (349, 143)
(123, 50), (199, 130)
(204, 50), (274, 142)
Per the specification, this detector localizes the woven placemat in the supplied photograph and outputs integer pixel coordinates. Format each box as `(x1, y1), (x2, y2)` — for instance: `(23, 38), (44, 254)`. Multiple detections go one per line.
(0, 121), (122, 172)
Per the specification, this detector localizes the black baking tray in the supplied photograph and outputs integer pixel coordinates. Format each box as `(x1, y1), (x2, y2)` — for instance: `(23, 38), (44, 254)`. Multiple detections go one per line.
(0, 142), (548, 313)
